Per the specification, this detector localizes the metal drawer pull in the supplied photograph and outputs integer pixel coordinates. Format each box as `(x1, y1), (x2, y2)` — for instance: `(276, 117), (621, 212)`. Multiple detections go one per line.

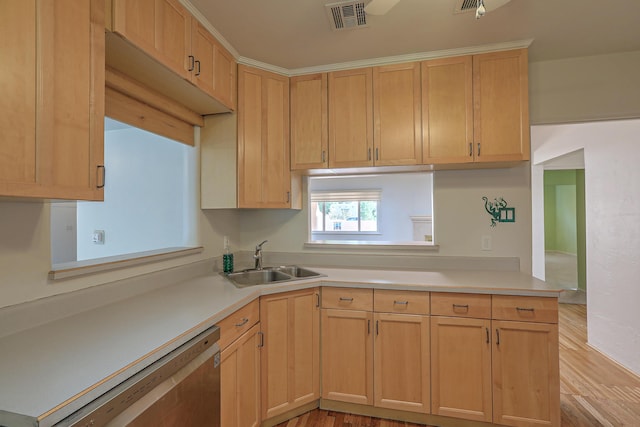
(486, 327), (490, 344)
(315, 293), (320, 308)
(258, 331), (264, 348)
(453, 304), (469, 310)
(376, 320), (379, 335)
(516, 307), (535, 312)
(235, 318), (249, 327)
(393, 300), (409, 305)
(469, 142), (473, 157)
(496, 328), (500, 345)
(367, 319), (371, 335)
(339, 297), (354, 302)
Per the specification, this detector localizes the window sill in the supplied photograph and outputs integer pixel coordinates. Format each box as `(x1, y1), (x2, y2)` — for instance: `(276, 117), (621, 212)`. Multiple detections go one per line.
(304, 240), (439, 251)
(49, 247), (204, 280)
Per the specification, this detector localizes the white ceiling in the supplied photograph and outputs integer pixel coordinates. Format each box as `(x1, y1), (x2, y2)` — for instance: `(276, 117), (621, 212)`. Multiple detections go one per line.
(188, 0), (640, 71)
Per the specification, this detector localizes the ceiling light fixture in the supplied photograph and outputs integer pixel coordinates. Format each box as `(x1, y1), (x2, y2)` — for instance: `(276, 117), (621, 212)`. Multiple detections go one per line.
(475, 0), (486, 19)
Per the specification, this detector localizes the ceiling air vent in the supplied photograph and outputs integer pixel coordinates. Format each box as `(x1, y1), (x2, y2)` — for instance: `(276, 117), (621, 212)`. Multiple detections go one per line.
(325, 1), (368, 31)
(453, 0), (512, 14)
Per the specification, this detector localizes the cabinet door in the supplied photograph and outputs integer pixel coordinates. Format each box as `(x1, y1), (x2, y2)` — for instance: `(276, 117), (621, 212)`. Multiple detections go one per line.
(191, 19), (216, 95)
(328, 68), (373, 168)
(373, 63), (422, 166)
(2, 0), (104, 200)
(260, 289), (319, 420)
(431, 316), (492, 422)
(321, 308), (373, 405)
(154, 0), (191, 80)
(238, 66), (291, 208)
(112, 0), (156, 54)
(38, 0), (104, 200)
(221, 324), (261, 427)
(492, 320), (560, 427)
(0, 1), (37, 189)
(473, 49), (530, 162)
(421, 56), (474, 164)
(212, 40), (236, 110)
(373, 313), (430, 413)
(290, 74), (328, 170)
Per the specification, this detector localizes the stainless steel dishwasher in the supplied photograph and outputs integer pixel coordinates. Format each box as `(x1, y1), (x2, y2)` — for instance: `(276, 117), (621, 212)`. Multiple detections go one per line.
(54, 325), (220, 427)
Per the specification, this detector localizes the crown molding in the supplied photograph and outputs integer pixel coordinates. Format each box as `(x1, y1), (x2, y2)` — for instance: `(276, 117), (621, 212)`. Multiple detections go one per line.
(179, 0), (240, 59)
(237, 57), (291, 76)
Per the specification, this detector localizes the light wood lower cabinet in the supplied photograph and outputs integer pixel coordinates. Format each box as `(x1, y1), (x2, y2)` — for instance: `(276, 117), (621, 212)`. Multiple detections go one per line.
(321, 308), (374, 405)
(373, 313), (430, 413)
(221, 323), (261, 427)
(492, 320), (560, 427)
(431, 316), (492, 422)
(260, 288), (320, 420)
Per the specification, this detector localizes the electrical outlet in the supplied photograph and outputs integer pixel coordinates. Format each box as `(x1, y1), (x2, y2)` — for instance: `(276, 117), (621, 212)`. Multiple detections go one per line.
(92, 230), (105, 245)
(481, 235), (492, 251)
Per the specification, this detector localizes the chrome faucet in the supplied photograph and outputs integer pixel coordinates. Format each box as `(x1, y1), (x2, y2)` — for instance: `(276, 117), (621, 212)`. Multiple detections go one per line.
(254, 240), (268, 270)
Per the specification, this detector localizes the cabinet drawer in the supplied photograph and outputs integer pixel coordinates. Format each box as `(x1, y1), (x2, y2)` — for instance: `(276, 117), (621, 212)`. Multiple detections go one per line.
(431, 292), (491, 319)
(374, 289), (429, 314)
(218, 299), (260, 350)
(322, 287), (373, 311)
(492, 295), (558, 324)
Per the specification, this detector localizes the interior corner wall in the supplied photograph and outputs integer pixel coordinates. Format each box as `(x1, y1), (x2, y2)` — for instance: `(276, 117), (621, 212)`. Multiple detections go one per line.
(532, 119), (640, 376)
(576, 170), (586, 291)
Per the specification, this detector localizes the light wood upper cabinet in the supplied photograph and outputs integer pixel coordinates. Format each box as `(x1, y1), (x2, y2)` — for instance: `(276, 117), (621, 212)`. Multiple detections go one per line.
(0, 0), (105, 200)
(373, 62), (422, 166)
(221, 323), (261, 427)
(260, 288), (320, 421)
(111, 0), (236, 110)
(238, 65), (298, 209)
(422, 55), (474, 164)
(290, 74), (328, 170)
(422, 49), (530, 164)
(473, 49), (530, 162)
(328, 68), (374, 168)
(373, 313), (430, 413)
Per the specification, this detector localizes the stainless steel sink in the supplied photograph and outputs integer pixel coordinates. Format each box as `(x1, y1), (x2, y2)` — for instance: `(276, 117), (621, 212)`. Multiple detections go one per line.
(224, 265), (323, 288)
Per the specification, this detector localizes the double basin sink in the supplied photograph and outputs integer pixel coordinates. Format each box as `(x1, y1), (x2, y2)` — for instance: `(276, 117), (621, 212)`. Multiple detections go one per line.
(224, 266), (323, 288)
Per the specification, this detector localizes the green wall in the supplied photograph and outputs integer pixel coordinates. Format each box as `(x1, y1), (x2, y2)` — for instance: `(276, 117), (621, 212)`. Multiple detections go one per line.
(543, 170), (586, 290)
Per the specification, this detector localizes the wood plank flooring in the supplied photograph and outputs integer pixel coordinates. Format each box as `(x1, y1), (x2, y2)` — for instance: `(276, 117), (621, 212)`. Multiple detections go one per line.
(277, 304), (640, 427)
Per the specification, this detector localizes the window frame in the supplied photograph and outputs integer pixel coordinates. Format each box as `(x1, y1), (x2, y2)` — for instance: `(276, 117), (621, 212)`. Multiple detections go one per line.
(310, 189), (382, 236)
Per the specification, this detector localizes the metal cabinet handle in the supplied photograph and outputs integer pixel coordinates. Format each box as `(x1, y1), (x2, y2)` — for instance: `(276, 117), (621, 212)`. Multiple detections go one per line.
(486, 327), (490, 344)
(97, 165), (106, 189)
(315, 293), (320, 308)
(452, 304), (469, 311)
(496, 328), (500, 345)
(376, 320), (379, 335)
(235, 317), (249, 327)
(286, 191), (290, 203)
(188, 55), (195, 71)
(367, 319), (371, 335)
(469, 142), (473, 157)
(393, 300), (409, 305)
(375, 148), (379, 161)
(516, 307), (535, 312)
(195, 60), (201, 76)
(322, 150), (326, 163)
(368, 148), (372, 161)
(477, 142), (481, 156)
(339, 297), (354, 302)
(258, 331), (264, 348)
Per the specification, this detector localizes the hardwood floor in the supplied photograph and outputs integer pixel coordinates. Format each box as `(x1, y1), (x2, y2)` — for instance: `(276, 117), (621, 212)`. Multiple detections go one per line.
(276, 304), (640, 427)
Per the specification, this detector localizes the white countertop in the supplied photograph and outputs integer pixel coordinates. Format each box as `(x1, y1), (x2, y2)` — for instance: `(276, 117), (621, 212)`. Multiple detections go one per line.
(0, 267), (562, 426)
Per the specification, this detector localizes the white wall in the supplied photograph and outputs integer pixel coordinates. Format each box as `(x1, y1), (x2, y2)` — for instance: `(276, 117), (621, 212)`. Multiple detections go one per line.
(50, 203), (77, 264)
(75, 126), (197, 260)
(238, 164), (532, 272)
(309, 173), (432, 242)
(531, 119), (640, 376)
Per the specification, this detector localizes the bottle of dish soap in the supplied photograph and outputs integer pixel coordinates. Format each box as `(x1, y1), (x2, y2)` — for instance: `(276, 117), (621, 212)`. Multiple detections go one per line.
(223, 241), (234, 273)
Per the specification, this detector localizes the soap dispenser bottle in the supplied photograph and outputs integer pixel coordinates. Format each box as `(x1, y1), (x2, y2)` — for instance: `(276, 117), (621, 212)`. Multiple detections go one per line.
(223, 241), (234, 273)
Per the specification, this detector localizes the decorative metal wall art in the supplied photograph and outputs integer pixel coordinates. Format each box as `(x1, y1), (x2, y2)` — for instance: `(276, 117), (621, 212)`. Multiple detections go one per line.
(482, 196), (515, 227)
